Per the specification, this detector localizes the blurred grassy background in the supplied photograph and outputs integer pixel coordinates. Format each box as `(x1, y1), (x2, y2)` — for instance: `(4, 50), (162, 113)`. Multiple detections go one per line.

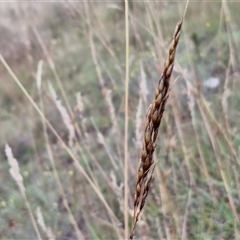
(1, 1), (240, 239)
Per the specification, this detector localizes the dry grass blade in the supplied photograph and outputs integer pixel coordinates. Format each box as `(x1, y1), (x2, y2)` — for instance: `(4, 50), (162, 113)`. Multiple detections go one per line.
(130, 19), (183, 239)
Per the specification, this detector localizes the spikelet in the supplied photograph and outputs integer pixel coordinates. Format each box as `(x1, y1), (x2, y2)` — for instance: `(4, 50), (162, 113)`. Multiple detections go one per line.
(36, 207), (56, 240)
(130, 19), (183, 239)
(48, 82), (76, 148)
(5, 144), (25, 193)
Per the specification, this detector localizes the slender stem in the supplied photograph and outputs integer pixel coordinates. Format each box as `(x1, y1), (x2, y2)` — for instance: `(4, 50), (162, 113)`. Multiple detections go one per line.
(124, 0), (130, 239)
(22, 189), (42, 239)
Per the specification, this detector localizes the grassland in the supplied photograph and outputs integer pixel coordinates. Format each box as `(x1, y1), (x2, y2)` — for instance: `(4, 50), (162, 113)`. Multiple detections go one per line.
(1, 1), (240, 239)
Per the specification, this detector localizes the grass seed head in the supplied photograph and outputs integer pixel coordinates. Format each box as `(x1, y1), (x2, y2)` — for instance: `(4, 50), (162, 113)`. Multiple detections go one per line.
(130, 19), (183, 239)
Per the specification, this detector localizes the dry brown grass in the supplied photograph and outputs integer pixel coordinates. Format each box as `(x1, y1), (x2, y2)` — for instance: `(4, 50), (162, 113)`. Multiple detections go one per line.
(2, 2), (240, 239)
(130, 18), (183, 239)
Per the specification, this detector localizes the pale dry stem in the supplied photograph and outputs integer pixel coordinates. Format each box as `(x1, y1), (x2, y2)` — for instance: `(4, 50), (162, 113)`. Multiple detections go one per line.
(197, 95), (240, 225)
(186, 80), (216, 205)
(124, 1), (130, 238)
